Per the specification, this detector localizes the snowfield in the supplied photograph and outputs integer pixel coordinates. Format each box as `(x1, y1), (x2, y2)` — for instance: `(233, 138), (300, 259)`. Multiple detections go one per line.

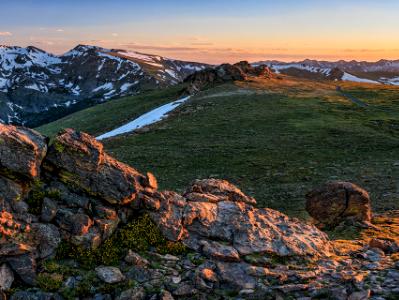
(342, 72), (380, 84)
(379, 76), (399, 86)
(97, 96), (190, 140)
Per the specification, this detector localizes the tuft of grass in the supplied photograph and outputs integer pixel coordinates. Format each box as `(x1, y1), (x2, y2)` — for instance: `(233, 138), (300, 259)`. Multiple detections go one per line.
(36, 273), (63, 292)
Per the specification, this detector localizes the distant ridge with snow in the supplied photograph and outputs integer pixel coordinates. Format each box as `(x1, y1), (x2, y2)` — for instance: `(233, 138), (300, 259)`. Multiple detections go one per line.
(254, 59), (399, 85)
(0, 44), (208, 126)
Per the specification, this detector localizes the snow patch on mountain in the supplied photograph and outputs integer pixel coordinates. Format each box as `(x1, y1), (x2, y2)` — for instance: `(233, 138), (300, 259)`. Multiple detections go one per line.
(270, 63), (331, 75)
(379, 76), (399, 86)
(342, 72), (380, 84)
(97, 96), (190, 140)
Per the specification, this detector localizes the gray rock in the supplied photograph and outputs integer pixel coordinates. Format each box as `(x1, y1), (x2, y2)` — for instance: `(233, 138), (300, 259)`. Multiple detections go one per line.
(216, 262), (256, 290)
(7, 254), (36, 285)
(40, 198), (58, 223)
(124, 250), (149, 267)
(10, 290), (54, 300)
(200, 240), (240, 261)
(116, 287), (146, 300)
(0, 176), (24, 211)
(172, 283), (197, 296)
(0, 264), (14, 291)
(348, 290), (371, 300)
(31, 223), (61, 259)
(95, 266), (125, 284)
(126, 266), (162, 283)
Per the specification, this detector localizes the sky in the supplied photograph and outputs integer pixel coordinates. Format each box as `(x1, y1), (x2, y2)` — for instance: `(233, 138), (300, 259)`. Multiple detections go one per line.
(1, 0), (399, 64)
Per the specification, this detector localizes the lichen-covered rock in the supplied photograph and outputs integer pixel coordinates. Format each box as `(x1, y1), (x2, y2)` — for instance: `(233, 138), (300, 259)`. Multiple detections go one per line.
(144, 179), (332, 261)
(31, 223), (60, 259)
(0, 125), (47, 180)
(43, 129), (146, 205)
(306, 181), (372, 228)
(95, 266), (125, 283)
(0, 264), (14, 291)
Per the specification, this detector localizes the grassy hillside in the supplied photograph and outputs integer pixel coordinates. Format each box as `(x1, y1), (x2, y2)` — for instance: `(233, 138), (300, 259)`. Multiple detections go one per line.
(37, 76), (399, 218)
(37, 85), (185, 137)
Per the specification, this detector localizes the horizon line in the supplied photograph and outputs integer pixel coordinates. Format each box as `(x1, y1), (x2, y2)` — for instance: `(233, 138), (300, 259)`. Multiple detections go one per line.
(1, 43), (399, 65)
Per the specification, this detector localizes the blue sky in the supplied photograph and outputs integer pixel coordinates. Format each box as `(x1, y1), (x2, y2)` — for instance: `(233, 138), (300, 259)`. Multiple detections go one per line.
(1, 0), (399, 63)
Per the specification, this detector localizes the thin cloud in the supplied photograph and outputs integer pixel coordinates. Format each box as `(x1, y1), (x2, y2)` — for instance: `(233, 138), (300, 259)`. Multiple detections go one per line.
(0, 32), (12, 36)
(190, 42), (214, 46)
(56, 29), (65, 32)
(343, 48), (385, 53)
(111, 33), (119, 37)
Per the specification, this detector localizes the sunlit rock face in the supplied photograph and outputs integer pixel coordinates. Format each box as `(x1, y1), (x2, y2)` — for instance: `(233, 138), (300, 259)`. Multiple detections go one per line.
(183, 61), (273, 94)
(143, 178), (333, 260)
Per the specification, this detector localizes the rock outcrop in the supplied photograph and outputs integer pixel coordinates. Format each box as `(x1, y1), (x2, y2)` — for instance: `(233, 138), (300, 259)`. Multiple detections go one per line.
(184, 61), (273, 94)
(1, 124), (399, 299)
(306, 181), (372, 228)
(143, 179), (332, 260)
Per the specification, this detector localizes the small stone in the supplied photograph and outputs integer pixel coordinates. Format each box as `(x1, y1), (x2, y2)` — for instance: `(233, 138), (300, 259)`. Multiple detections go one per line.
(172, 283), (197, 296)
(163, 254), (180, 261)
(124, 250), (149, 267)
(41, 198), (58, 223)
(95, 266), (125, 284)
(348, 290), (371, 300)
(171, 276), (181, 284)
(199, 268), (218, 282)
(0, 264), (14, 290)
(200, 240), (240, 261)
(159, 290), (174, 300)
(117, 287), (146, 300)
(239, 289), (255, 295)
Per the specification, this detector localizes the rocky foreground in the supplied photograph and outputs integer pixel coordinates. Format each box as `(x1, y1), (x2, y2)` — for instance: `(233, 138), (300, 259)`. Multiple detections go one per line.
(0, 125), (398, 300)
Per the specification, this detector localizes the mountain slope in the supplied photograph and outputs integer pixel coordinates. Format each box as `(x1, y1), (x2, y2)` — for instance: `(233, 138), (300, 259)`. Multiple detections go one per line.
(0, 45), (208, 127)
(37, 76), (399, 217)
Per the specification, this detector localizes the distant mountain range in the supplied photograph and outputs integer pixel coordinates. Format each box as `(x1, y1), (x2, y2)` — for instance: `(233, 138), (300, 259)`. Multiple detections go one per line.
(2, 44), (399, 127)
(0, 45), (208, 126)
(254, 59), (399, 85)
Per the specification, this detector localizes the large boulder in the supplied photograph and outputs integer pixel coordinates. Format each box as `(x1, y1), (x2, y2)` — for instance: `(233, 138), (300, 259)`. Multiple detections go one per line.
(305, 181), (372, 228)
(143, 179), (332, 260)
(0, 125), (47, 180)
(183, 61), (273, 94)
(43, 129), (149, 205)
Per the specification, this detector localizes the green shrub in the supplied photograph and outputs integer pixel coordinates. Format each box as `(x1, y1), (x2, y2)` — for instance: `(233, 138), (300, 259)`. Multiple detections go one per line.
(26, 180), (60, 215)
(56, 214), (187, 269)
(36, 273), (63, 292)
